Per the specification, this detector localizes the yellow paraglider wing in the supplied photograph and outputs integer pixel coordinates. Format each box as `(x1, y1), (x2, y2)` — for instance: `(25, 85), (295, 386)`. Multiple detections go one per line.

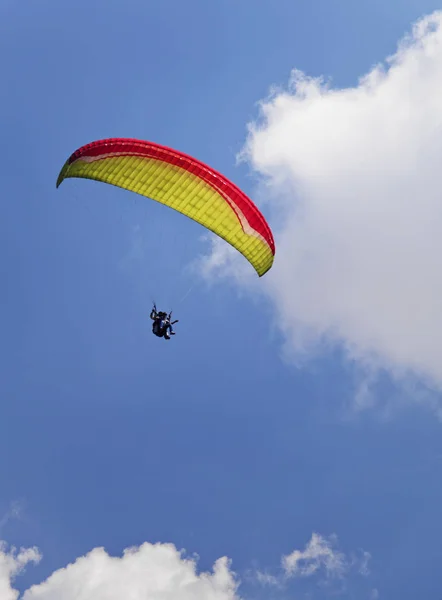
(56, 138), (275, 276)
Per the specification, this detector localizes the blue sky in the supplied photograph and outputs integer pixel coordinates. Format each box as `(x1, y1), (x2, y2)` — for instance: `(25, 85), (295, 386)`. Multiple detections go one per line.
(2, 1), (442, 599)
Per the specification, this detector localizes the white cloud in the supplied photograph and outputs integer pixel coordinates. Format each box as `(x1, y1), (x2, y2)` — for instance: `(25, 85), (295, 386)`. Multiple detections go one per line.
(254, 569), (281, 588)
(253, 532), (371, 594)
(1, 541), (235, 600)
(21, 543), (238, 600)
(0, 542), (41, 600)
(356, 551), (371, 577)
(282, 533), (348, 578)
(203, 11), (442, 397)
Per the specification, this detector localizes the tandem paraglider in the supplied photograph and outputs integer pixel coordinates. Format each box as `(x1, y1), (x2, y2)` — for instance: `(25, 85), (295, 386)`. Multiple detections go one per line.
(150, 304), (178, 341)
(56, 137), (275, 339)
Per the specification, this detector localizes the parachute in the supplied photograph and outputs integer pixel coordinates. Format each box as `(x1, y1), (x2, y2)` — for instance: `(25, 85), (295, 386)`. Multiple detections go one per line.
(56, 138), (275, 276)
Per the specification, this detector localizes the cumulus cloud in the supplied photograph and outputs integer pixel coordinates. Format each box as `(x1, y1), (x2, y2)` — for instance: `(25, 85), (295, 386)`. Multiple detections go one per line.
(202, 11), (442, 396)
(0, 542), (41, 600)
(21, 543), (238, 600)
(0, 540), (238, 600)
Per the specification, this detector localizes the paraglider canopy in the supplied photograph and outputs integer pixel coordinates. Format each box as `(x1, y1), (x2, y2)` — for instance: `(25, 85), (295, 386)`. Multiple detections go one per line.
(56, 138), (275, 276)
